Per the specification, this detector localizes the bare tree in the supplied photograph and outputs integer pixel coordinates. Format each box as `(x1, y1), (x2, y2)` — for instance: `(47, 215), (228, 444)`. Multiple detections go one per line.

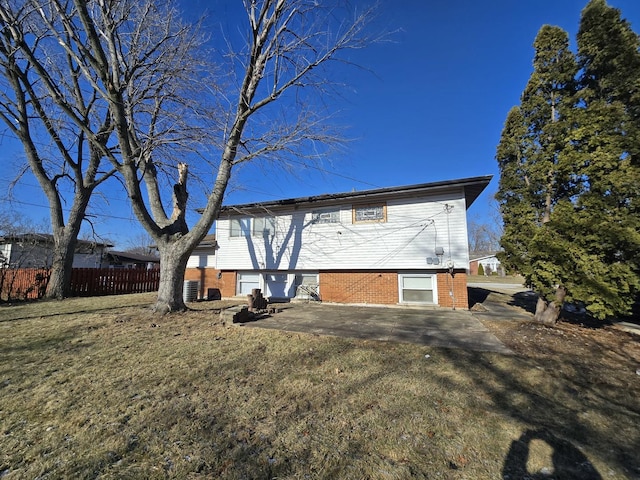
(0, 210), (48, 236)
(0, 1), (118, 298)
(1, 0), (376, 311)
(468, 219), (501, 254)
(125, 231), (158, 257)
(468, 196), (503, 254)
(11, 0), (375, 312)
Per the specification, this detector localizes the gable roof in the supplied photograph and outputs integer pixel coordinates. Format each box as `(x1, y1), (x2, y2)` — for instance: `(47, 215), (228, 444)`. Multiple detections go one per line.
(469, 254), (501, 262)
(469, 250), (501, 262)
(214, 175), (492, 215)
(195, 234), (217, 248)
(105, 250), (160, 263)
(0, 233), (113, 248)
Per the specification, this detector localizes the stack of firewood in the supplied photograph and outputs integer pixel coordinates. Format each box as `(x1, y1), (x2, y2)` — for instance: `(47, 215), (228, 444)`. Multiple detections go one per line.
(247, 288), (268, 312)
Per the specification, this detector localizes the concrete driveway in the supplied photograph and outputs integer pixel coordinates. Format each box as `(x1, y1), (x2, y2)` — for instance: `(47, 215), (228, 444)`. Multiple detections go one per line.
(242, 303), (513, 354)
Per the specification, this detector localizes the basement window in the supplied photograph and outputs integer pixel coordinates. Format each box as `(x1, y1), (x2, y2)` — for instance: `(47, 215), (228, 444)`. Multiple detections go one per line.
(398, 273), (436, 304)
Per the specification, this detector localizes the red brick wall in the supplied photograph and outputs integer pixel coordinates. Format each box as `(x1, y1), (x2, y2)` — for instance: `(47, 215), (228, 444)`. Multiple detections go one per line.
(184, 268), (236, 299)
(469, 260), (479, 276)
(187, 268), (469, 309)
(319, 271), (399, 304)
(436, 271), (468, 309)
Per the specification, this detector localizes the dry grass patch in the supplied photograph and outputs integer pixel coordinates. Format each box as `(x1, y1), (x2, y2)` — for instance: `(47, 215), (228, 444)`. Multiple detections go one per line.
(0, 295), (638, 479)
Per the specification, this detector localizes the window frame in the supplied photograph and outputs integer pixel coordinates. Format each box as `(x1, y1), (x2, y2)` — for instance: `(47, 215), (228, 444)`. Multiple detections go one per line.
(253, 217), (276, 237)
(237, 272), (261, 295)
(398, 273), (437, 304)
(352, 203), (387, 224)
(229, 218), (251, 238)
(311, 209), (341, 224)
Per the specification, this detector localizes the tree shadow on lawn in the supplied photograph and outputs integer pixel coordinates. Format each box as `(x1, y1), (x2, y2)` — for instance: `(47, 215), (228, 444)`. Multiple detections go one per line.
(467, 286), (537, 314)
(435, 345), (640, 478)
(469, 287), (616, 329)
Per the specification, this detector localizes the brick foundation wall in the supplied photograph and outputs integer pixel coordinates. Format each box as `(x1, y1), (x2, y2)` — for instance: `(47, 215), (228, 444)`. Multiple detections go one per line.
(186, 268), (469, 309)
(436, 271), (468, 309)
(319, 272), (399, 304)
(184, 268), (236, 299)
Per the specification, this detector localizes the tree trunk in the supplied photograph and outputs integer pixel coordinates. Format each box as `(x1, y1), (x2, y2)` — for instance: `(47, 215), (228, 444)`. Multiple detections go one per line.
(534, 285), (566, 325)
(153, 245), (191, 314)
(44, 232), (78, 299)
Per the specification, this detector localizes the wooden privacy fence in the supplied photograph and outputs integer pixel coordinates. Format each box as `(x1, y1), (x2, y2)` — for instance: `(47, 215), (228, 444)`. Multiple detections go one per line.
(0, 268), (49, 300)
(71, 268), (160, 297)
(0, 267), (160, 300)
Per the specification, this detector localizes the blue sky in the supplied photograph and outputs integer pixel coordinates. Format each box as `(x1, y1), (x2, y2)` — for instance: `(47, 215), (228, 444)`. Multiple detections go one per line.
(3, 0), (640, 249)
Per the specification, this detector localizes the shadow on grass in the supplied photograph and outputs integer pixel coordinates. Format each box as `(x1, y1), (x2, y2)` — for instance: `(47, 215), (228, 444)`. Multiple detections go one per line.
(469, 286), (619, 329)
(510, 290), (538, 314)
(0, 323), (95, 357)
(435, 346), (640, 478)
(468, 286), (537, 314)
(502, 429), (602, 479)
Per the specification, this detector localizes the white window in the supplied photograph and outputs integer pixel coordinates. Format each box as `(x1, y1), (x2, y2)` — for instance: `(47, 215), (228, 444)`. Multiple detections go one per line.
(253, 217), (275, 237)
(237, 272), (261, 295)
(398, 274), (436, 304)
(353, 204), (386, 223)
(230, 218), (250, 237)
(312, 209), (340, 224)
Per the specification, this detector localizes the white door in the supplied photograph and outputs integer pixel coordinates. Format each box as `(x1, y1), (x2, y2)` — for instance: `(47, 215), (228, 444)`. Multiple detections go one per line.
(265, 273), (289, 299)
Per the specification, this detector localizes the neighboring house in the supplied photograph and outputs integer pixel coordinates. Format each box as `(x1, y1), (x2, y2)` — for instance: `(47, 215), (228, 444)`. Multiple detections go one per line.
(104, 250), (160, 269)
(0, 234), (112, 269)
(187, 175), (491, 308)
(469, 253), (503, 276)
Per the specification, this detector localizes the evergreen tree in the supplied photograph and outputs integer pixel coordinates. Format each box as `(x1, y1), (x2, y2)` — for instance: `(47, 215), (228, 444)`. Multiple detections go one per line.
(477, 263), (485, 276)
(497, 1), (640, 321)
(571, 0), (640, 318)
(496, 25), (577, 324)
(496, 106), (536, 276)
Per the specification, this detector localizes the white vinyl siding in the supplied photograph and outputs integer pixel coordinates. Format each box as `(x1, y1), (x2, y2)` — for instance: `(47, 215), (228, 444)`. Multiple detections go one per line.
(0, 244), (11, 265)
(186, 249), (216, 268)
(216, 189), (469, 271)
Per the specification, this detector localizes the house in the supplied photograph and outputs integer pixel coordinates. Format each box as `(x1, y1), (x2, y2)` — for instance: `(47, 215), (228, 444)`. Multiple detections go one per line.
(103, 250), (160, 269)
(184, 234), (219, 299)
(469, 253), (503, 276)
(0, 233), (112, 269)
(186, 175), (492, 308)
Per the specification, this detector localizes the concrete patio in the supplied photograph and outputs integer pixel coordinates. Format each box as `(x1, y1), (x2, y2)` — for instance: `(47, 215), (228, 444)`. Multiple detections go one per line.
(239, 302), (514, 354)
